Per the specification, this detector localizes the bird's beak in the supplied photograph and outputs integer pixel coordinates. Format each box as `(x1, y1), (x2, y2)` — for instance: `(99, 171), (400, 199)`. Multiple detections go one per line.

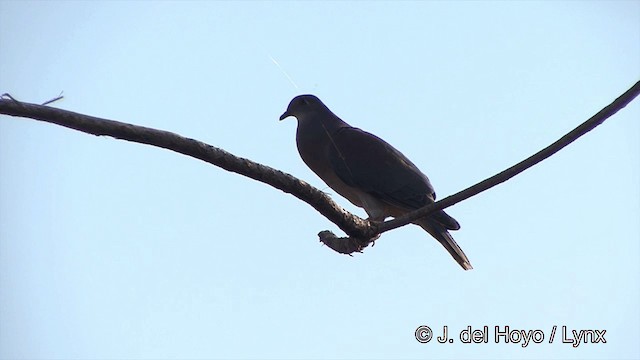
(279, 111), (291, 121)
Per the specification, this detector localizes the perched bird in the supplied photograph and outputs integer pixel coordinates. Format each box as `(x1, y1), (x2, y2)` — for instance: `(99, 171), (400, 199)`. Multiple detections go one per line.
(280, 94), (472, 270)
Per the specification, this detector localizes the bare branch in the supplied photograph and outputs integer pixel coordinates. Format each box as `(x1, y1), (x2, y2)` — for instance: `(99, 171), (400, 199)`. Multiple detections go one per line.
(1, 80), (639, 256)
(375, 79), (640, 235)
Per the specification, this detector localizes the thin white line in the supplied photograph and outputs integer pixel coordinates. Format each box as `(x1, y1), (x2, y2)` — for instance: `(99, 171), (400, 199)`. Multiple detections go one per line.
(268, 54), (299, 90)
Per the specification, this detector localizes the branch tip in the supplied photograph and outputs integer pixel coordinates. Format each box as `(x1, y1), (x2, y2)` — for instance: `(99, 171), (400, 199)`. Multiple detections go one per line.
(318, 230), (373, 255)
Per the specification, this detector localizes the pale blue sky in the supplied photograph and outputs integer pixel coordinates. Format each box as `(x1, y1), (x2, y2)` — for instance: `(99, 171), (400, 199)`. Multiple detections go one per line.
(1, 1), (639, 359)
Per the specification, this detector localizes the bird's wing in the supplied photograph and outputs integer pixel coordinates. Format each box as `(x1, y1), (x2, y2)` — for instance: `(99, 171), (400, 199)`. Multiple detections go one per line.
(327, 127), (435, 210)
(327, 127), (460, 230)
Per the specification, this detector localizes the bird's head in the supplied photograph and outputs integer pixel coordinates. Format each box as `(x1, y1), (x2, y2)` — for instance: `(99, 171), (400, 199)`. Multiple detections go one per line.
(279, 94), (326, 121)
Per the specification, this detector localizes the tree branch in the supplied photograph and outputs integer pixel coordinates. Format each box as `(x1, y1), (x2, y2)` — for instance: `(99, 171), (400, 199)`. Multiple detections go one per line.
(0, 94), (375, 239)
(1, 80), (639, 255)
(376, 79), (640, 234)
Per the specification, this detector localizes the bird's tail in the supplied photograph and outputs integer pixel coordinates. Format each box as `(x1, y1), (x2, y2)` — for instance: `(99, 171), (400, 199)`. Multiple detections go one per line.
(415, 218), (473, 270)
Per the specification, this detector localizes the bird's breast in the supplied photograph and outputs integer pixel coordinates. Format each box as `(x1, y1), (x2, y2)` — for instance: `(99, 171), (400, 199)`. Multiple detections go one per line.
(295, 124), (367, 209)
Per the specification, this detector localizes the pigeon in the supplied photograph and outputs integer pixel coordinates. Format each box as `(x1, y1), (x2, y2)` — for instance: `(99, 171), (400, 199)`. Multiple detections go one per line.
(280, 94), (472, 270)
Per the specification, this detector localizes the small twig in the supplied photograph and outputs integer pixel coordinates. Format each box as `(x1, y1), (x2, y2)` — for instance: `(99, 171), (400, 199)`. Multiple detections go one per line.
(1, 93), (19, 102)
(2, 92), (65, 106)
(42, 91), (64, 106)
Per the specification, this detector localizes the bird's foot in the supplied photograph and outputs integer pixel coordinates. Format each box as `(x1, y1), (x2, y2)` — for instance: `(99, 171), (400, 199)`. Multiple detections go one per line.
(370, 233), (381, 247)
(366, 219), (384, 247)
